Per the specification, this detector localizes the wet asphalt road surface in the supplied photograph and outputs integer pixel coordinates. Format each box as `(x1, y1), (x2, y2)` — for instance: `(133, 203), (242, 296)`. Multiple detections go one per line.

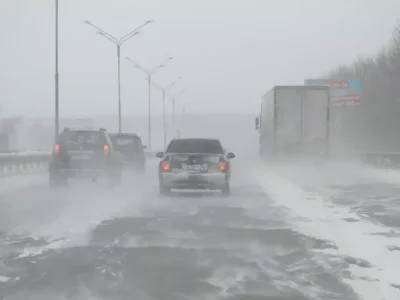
(0, 160), (367, 300)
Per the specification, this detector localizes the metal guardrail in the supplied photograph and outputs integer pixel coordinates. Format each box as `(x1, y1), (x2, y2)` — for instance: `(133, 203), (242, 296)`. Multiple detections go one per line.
(0, 152), (50, 176)
(360, 151), (400, 168)
(0, 149), (159, 177)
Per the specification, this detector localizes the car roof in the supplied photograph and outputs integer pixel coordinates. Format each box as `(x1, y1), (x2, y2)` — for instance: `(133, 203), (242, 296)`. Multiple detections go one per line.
(61, 127), (106, 132)
(60, 129), (104, 134)
(110, 133), (140, 138)
(57, 129), (106, 142)
(171, 138), (220, 142)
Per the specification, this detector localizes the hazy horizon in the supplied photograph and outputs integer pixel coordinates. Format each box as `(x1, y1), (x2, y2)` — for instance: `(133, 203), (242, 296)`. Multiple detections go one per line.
(1, 0), (400, 118)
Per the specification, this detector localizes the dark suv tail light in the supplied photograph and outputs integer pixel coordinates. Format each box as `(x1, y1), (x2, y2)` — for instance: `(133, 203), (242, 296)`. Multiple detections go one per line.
(103, 144), (110, 153)
(54, 144), (60, 153)
(218, 158), (228, 172)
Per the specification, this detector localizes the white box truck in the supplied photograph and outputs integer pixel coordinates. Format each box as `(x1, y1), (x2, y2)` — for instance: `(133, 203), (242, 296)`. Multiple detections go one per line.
(255, 85), (330, 159)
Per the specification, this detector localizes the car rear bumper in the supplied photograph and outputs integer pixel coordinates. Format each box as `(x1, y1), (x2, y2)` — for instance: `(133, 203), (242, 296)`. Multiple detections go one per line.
(160, 172), (227, 190)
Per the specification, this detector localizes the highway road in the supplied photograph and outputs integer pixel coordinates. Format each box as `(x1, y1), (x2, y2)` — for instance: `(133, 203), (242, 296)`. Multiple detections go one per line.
(0, 157), (399, 300)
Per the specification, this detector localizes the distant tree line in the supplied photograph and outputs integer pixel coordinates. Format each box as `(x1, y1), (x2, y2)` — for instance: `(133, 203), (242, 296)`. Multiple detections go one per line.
(323, 23), (400, 152)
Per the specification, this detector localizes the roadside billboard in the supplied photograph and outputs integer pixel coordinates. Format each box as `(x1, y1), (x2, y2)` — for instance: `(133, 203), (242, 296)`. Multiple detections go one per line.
(304, 79), (361, 108)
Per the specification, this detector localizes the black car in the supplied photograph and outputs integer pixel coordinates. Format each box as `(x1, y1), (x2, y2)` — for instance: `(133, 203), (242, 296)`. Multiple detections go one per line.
(109, 133), (146, 174)
(48, 128), (123, 186)
(156, 138), (235, 196)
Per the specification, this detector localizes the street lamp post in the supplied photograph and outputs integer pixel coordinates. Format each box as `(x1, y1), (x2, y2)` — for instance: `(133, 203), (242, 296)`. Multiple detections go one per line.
(178, 100), (193, 138)
(84, 20), (154, 133)
(125, 57), (174, 149)
(151, 77), (183, 149)
(55, 0), (59, 142)
(170, 87), (187, 136)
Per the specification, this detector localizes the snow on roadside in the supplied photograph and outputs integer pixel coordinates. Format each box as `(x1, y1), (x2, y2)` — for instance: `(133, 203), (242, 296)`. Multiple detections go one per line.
(255, 163), (400, 300)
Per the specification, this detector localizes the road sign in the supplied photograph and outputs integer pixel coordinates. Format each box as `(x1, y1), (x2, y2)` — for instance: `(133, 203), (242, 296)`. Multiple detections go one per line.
(305, 79), (361, 108)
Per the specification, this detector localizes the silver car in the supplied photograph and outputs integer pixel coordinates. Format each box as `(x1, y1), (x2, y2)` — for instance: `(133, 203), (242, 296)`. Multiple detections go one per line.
(156, 138), (235, 196)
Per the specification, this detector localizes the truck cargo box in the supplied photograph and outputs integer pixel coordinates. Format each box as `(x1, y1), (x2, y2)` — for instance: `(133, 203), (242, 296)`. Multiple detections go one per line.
(258, 85), (330, 158)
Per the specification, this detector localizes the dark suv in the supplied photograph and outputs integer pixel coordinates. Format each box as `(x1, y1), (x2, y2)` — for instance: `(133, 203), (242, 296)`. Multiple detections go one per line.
(109, 133), (146, 174)
(49, 128), (123, 186)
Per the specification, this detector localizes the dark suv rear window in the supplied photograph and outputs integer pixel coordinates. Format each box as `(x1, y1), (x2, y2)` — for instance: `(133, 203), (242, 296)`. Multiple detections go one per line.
(59, 131), (104, 145)
(111, 135), (142, 153)
(58, 131), (106, 150)
(166, 139), (223, 154)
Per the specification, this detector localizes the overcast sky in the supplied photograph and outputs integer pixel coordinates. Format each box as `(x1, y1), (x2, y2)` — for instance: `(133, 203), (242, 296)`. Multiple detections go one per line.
(0, 0), (399, 118)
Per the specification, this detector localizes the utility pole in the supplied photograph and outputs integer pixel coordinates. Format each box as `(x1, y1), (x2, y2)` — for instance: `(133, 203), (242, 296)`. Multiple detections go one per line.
(170, 87), (187, 137)
(125, 57), (174, 148)
(84, 20), (153, 133)
(151, 77), (183, 149)
(172, 96), (175, 134)
(55, 0), (59, 141)
(162, 90), (166, 149)
(148, 73), (151, 147)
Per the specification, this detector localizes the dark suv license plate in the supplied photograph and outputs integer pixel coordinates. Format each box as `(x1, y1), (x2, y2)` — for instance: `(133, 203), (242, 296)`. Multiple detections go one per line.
(71, 155), (92, 160)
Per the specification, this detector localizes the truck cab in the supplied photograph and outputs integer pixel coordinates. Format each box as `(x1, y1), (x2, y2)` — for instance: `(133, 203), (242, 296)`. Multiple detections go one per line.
(255, 116), (261, 132)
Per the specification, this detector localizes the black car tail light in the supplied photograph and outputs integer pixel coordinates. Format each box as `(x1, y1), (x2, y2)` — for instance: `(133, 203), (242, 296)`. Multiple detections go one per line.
(53, 144), (60, 153)
(160, 157), (171, 172)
